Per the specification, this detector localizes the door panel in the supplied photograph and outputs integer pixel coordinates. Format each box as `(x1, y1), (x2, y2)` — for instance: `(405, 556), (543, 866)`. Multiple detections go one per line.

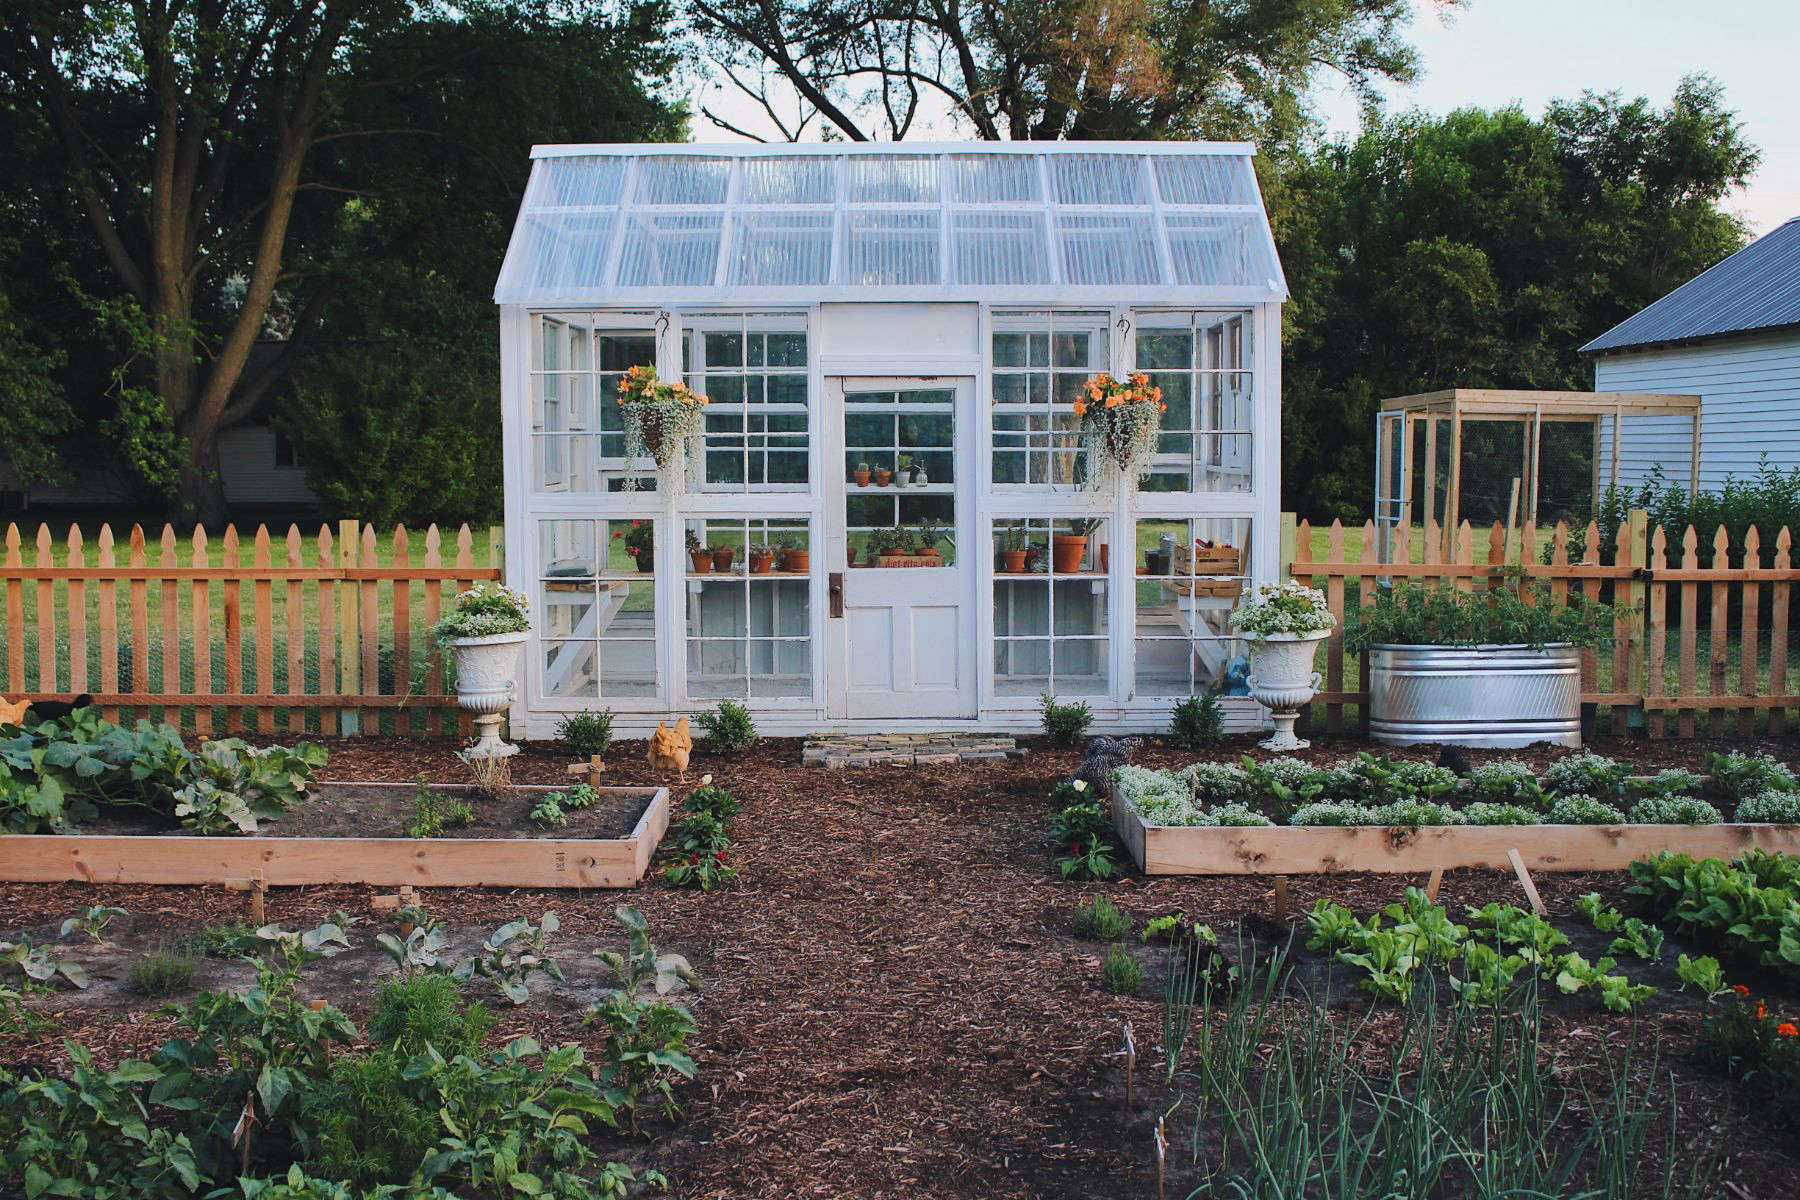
(826, 377), (977, 720)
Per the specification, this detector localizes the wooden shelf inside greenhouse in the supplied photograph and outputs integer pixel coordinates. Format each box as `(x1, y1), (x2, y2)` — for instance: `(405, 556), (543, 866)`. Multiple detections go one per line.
(1110, 789), (1800, 876)
(0, 784), (672, 889)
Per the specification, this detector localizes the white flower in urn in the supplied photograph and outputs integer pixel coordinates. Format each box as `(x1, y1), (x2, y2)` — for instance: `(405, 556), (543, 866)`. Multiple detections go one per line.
(1230, 581), (1334, 753)
(1229, 580), (1336, 638)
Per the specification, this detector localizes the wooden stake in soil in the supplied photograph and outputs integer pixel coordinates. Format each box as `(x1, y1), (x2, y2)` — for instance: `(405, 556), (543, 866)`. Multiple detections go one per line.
(226, 878), (266, 924)
(1154, 1115), (1166, 1200)
(1424, 867), (1445, 903)
(567, 755), (606, 789)
(1272, 876), (1290, 923)
(1506, 849), (1545, 915)
(1122, 1021), (1136, 1108)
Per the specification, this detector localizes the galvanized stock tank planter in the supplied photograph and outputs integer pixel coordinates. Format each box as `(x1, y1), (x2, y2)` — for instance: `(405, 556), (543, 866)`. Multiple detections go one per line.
(1368, 643), (1581, 749)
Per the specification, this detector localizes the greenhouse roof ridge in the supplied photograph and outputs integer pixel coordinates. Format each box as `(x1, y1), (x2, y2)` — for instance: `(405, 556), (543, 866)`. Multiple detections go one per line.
(530, 140), (1260, 158)
(496, 141), (1286, 305)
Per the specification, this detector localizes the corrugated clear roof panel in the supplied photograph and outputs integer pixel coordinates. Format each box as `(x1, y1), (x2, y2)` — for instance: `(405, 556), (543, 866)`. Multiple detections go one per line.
(533, 157), (626, 207)
(950, 154), (1042, 203)
(843, 210), (940, 284)
(1051, 155), (1149, 205)
(1164, 213), (1274, 286)
(498, 211), (615, 300)
(1153, 155), (1258, 206)
(952, 212), (1051, 284)
(615, 214), (722, 286)
(635, 156), (730, 205)
(1059, 213), (1161, 284)
(739, 156), (836, 204)
(730, 212), (833, 286)
(847, 156), (939, 203)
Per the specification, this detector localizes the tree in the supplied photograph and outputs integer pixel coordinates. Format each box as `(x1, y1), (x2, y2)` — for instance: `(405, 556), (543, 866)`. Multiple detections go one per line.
(1276, 76), (1758, 520)
(687, 0), (1461, 144)
(275, 4), (685, 525)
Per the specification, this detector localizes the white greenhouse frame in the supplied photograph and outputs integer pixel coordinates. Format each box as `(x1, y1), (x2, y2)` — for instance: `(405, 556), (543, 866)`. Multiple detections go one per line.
(497, 142), (1288, 737)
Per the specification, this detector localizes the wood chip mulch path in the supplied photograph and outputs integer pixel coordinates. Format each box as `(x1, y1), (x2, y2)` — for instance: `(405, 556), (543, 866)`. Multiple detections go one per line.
(2, 731), (1798, 1197)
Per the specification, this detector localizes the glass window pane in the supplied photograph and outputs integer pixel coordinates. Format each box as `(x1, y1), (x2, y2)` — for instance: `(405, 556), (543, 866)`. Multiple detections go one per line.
(1133, 517), (1251, 696)
(992, 518), (1110, 696)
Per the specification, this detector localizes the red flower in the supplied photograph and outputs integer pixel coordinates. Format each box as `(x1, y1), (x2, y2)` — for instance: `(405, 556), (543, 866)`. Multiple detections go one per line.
(612, 530), (623, 539)
(1756, 1002), (1770, 1020)
(1779, 1022), (1798, 1037)
(1069, 841), (1081, 855)
(715, 850), (729, 862)
(1731, 984), (1751, 997)
(688, 853), (699, 864)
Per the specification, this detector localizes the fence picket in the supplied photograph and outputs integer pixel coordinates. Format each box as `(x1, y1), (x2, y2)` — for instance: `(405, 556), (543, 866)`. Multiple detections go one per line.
(1357, 521), (1380, 734)
(360, 523), (379, 732)
(1324, 521), (1345, 733)
(318, 525), (338, 737)
(35, 526), (56, 697)
(65, 527), (86, 698)
(1741, 527), (1762, 738)
(393, 525), (412, 738)
(222, 526), (243, 734)
(97, 526), (117, 722)
(159, 526), (179, 728)
(1678, 527), (1698, 739)
(3, 527), (20, 695)
(1774, 529), (1792, 736)
(129, 527), (148, 711)
(1647, 527), (1668, 739)
(190, 527), (211, 736)
(423, 525), (445, 736)
(285, 528), (304, 734)
(1710, 526), (1730, 738)
(254, 527), (275, 735)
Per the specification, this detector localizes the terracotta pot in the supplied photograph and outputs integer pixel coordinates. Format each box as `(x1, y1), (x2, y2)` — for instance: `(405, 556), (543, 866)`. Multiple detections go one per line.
(847, 546), (858, 566)
(1051, 534), (1088, 574)
(855, 468), (871, 487)
(783, 549), (811, 573)
(748, 551), (775, 574)
(1100, 543), (1110, 572)
(1002, 549), (1028, 573)
(711, 547), (735, 572)
(875, 468), (892, 486)
(689, 550), (713, 573)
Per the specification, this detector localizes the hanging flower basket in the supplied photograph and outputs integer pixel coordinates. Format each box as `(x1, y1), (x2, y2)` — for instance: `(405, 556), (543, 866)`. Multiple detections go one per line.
(1074, 372), (1166, 490)
(616, 365), (707, 491)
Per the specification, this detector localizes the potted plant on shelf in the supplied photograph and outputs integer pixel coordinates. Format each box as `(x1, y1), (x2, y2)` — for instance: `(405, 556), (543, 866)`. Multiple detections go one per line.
(914, 519), (942, 562)
(854, 461), (871, 487)
(1229, 580), (1337, 752)
(1075, 372), (1167, 491)
(999, 523), (1028, 573)
(1344, 581), (1616, 749)
(1053, 517), (1099, 574)
(874, 527), (912, 563)
(912, 459), (930, 487)
(619, 521), (653, 573)
(432, 581), (532, 763)
(874, 464), (893, 487)
(686, 530), (712, 574)
(615, 365), (708, 492)
(896, 455), (914, 485)
(778, 535), (810, 573)
(711, 542), (736, 573)
(748, 543), (776, 574)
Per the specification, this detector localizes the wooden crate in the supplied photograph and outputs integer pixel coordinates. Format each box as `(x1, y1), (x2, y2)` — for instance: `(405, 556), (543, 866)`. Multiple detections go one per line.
(1165, 542), (1242, 597)
(0, 783), (672, 889)
(1111, 787), (1800, 875)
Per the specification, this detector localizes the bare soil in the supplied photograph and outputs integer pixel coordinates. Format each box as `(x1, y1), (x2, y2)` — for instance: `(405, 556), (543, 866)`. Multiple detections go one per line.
(1, 730), (1798, 1198)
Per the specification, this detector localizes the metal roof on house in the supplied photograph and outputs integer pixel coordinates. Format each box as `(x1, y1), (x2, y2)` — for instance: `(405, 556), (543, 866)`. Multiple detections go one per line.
(1582, 216), (1800, 354)
(494, 142), (1287, 307)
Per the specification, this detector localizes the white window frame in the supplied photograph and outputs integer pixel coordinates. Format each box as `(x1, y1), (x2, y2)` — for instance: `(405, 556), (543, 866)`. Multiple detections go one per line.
(682, 311), (813, 494)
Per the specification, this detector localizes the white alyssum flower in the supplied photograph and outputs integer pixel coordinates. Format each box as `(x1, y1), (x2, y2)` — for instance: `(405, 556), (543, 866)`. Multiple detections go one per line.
(1229, 580), (1336, 637)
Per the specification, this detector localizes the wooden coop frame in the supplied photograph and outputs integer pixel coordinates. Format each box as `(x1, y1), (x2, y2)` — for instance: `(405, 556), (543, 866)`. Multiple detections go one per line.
(1374, 389), (1700, 560)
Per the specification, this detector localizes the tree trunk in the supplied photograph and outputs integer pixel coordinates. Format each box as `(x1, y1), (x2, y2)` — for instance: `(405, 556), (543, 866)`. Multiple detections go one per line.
(175, 424), (229, 529)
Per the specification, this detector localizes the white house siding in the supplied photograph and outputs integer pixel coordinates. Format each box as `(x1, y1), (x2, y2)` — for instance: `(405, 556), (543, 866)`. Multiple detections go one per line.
(218, 424), (319, 507)
(1593, 329), (1800, 494)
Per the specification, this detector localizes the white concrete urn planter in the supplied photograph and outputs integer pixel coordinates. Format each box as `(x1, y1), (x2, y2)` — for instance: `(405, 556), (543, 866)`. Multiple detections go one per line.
(447, 630), (529, 760)
(1245, 630), (1330, 752)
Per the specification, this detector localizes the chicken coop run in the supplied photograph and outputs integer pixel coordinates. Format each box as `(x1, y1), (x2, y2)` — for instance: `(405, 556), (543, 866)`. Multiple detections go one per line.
(494, 142), (1287, 735)
(1373, 389), (1701, 561)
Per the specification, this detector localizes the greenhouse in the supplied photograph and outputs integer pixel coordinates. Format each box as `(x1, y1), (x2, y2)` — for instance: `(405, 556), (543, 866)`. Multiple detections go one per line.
(494, 141), (1288, 735)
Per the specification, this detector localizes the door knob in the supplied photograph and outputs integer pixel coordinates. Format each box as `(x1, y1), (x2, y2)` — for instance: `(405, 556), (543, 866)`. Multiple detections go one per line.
(828, 571), (844, 618)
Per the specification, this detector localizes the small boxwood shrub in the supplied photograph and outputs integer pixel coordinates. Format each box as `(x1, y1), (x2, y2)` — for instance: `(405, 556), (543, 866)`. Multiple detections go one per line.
(1074, 895), (1131, 940)
(697, 701), (757, 754)
(1545, 794), (1628, 825)
(1100, 944), (1144, 994)
(1168, 693), (1225, 751)
(125, 945), (199, 996)
(1736, 790), (1800, 824)
(1040, 693), (1094, 747)
(556, 709), (615, 758)
(1628, 795), (1722, 825)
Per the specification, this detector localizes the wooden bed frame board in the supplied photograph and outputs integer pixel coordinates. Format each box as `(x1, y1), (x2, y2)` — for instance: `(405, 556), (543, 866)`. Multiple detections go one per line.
(0, 782), (673, 888)
(1110, 788), (1800, 875)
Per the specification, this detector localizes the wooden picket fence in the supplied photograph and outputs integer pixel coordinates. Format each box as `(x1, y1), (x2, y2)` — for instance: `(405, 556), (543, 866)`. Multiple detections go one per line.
(0, 520), (502, 737)
(1285, 510), (1800, 738)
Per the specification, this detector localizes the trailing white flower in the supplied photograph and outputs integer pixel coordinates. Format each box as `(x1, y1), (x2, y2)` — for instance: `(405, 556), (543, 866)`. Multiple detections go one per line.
(432, 580), (532, 644)
(1229, 580), (1336, 637)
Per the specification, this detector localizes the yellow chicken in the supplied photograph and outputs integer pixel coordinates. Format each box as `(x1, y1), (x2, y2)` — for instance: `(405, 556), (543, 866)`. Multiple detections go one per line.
(647, 717), (693, 780)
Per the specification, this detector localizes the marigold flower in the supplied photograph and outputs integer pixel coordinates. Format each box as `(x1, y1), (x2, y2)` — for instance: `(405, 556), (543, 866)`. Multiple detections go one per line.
(1779, 1022), (1798, 1037)
(1756, 1002), (1769, 1020)
(1732, 984), (1751, 996)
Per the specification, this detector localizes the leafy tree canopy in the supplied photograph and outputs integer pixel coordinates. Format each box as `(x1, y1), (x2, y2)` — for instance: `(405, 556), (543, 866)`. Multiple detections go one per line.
(1277, 75), (1758, 520)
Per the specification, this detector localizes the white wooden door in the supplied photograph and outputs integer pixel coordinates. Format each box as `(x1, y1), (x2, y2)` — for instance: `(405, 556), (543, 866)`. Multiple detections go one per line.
(824, 378), (978, 720)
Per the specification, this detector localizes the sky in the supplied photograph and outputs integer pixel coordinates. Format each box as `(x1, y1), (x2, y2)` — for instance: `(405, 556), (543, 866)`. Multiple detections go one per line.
(1312, 0), (1798, 235)
(692, 0), (1798, 236)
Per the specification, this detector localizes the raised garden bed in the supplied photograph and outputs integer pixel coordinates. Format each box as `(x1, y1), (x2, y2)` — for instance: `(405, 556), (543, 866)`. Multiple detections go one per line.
(1110, 788), (1800, 874)
(0, 781), (671, 888)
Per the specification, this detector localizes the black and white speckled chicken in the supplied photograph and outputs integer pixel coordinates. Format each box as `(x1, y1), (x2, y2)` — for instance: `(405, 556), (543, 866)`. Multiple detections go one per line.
(1069, 735), (1143, 793)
